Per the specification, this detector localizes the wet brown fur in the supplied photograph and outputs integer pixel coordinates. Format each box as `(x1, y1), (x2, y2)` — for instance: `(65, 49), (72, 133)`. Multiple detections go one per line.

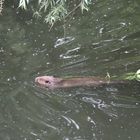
(35, 76), (125, 89)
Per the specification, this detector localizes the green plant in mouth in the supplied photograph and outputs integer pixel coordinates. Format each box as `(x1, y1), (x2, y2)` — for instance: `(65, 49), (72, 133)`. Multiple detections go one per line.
(120, 69), (140, 81)
(135, 69), (140, 81)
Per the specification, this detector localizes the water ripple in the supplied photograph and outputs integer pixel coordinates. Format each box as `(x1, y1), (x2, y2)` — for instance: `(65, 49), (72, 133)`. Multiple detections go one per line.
(54, 37), (75, 48)
(61, 115), (80, 130)
(82, 97), (118, 118)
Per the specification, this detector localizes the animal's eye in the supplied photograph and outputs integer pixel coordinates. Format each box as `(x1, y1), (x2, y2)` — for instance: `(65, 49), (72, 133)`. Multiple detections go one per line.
(45, 80), (50, 84)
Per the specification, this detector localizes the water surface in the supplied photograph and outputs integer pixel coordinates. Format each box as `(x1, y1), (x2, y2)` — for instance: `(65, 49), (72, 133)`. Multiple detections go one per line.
(0, 0), (140, 140)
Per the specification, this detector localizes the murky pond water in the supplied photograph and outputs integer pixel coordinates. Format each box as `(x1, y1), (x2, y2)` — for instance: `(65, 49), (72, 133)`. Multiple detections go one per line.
(0, 0), (140, 140)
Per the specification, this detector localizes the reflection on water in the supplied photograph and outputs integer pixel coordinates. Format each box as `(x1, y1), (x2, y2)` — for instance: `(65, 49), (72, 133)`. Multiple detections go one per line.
(0, 0), (140, 139)
(54, 37), (75, 48)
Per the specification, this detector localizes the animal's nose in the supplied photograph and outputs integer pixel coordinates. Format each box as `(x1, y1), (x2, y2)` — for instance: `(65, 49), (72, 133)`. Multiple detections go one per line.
(35, 77), (39, 83)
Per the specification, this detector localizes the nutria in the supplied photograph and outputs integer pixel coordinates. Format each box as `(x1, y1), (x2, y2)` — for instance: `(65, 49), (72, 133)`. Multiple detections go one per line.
(35, 76), (125, 89)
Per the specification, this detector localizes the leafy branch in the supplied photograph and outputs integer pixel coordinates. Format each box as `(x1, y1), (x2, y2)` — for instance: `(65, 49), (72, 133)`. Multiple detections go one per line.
(18, 0), (92, 26)
(18, 0), (29, 9)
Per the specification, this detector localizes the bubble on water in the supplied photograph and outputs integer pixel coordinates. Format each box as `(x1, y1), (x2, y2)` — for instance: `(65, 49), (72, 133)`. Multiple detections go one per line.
(7, 78), (11, 81)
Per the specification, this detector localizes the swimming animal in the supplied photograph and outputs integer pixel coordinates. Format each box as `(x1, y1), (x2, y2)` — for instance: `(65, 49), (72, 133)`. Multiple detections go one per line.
(35, 76), (125, 89)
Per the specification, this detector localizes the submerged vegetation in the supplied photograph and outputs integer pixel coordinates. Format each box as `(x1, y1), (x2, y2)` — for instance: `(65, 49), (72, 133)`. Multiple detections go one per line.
(18, 0), (92, 26)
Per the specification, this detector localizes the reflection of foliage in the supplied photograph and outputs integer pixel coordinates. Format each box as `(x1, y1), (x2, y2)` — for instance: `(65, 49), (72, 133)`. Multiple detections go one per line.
(0, 0), (4, 14)
(18, 0), (92, 26)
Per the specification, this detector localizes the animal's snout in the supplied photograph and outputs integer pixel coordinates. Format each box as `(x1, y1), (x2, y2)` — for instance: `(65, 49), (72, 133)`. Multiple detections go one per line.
(35, 77), (39, 83)
(35, 76), (53, 86)
(35, 77), (45, 85)
(35, 76), (59, 88)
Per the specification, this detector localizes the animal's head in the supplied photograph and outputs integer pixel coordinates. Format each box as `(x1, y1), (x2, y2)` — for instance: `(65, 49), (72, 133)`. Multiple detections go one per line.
(35, 76), (62, 88)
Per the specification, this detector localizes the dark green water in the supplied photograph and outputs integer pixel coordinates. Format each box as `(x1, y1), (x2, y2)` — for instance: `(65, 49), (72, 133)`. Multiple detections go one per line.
(0, 0), (140, 140)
